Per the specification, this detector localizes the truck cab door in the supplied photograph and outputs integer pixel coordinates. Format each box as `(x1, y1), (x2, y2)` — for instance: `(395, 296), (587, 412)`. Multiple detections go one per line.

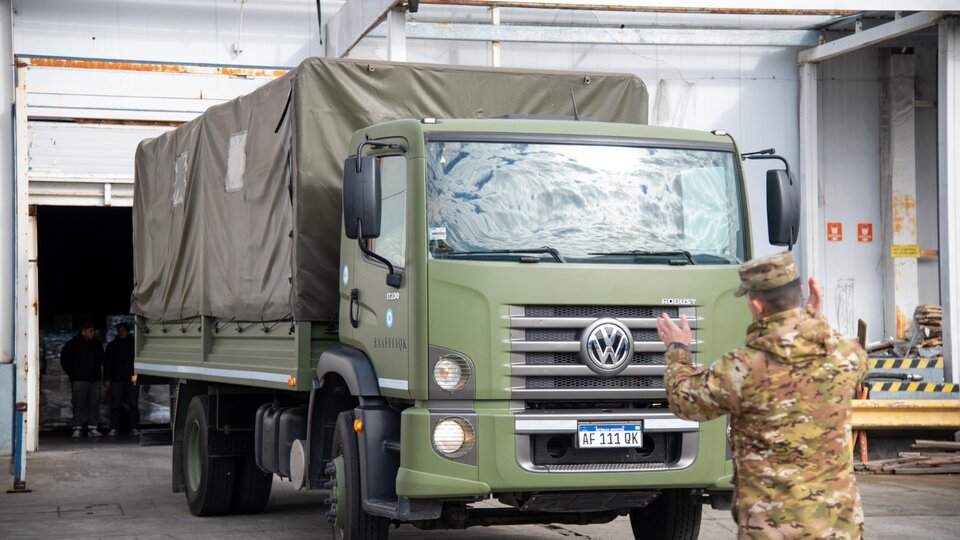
(352, 155), (410, 395)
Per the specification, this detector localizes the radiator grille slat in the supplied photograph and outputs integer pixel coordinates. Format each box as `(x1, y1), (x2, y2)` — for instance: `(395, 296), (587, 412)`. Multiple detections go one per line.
(526, 376), (665, 389)
(525, 305), (678, 318)
(525, 352), (665, 366)
(524, 329), (660, 342)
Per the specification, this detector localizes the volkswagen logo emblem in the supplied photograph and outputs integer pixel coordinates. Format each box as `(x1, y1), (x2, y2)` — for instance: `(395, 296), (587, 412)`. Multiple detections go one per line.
(580, 318), (634, 377)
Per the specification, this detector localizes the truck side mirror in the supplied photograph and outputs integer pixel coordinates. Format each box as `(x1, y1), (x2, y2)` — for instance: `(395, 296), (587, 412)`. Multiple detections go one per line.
(766, 169), (799, 249)
(342, 156), (382, 240)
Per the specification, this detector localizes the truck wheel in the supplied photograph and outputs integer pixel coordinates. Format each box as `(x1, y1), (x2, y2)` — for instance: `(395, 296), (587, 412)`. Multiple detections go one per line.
(329, 410), (388, 540)
(629, 489), (702, 540)
(183, 395), (236, 516)
(230, 455), (273, 514)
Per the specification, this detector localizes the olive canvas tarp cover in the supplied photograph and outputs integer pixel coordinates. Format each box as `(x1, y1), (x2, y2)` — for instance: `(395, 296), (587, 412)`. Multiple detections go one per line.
(131, 57), (648, 323)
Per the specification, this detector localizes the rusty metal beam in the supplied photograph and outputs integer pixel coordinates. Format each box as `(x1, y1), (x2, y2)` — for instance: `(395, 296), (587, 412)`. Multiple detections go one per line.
(852, 399), (960, 429)
(17, 56), (289, 78)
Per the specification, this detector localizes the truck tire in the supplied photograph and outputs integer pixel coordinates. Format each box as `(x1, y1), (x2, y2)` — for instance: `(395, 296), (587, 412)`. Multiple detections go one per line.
(629, 489), (702, 540)
(330, 410), (388, 540)
(230, 455), (273, 514)
(183, 395), (236, 516)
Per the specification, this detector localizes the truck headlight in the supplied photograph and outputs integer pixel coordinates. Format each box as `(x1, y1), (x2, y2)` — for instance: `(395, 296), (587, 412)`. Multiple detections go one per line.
(432, 417), (475, 457)
(433, 355), (470, 392)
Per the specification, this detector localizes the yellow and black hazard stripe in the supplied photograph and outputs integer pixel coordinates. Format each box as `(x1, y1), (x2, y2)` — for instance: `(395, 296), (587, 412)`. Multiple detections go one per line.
(870, 382), (958, 393)
(868, 357), (944, 370)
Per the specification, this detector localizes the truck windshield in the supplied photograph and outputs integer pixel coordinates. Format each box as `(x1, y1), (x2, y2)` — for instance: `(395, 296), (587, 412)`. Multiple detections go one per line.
(426, 140), (746, 264)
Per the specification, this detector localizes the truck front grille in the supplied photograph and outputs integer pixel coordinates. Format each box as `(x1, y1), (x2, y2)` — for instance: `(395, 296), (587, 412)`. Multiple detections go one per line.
(509, 304), (697, 401)
(526, 376), (665, 389)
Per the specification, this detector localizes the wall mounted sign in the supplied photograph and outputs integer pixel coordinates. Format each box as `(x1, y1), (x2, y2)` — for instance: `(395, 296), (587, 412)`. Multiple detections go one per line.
(827, 222), (843, 242)
(891, 244), (921, 258)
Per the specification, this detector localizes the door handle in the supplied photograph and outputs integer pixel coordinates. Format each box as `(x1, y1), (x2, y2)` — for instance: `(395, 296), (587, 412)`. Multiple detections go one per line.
(349, 288), (360, 328)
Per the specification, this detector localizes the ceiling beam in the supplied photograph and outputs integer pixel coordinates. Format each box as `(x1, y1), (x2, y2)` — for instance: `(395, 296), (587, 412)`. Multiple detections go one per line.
(416, 0), (950, 15)
(373, 23), (821, 46)
(325, 1), (952, 59)
(798, 11), (946, 63)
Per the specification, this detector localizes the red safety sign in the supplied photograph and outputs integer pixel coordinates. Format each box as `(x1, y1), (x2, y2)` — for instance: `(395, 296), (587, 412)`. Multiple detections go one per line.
(827, 222), (843, 242)
(858, 223), (873, 243)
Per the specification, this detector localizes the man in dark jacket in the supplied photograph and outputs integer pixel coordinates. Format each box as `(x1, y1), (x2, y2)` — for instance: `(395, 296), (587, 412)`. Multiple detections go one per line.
(104, 322), (139, 436)
(60, 321), (105, 438)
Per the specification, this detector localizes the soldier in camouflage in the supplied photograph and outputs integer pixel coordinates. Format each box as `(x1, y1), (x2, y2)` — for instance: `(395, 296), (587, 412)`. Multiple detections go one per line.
(657, 251), (868, 539)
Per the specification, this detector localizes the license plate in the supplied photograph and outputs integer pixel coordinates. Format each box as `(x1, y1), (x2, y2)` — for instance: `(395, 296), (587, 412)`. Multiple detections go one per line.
(576, 423), (643, 448)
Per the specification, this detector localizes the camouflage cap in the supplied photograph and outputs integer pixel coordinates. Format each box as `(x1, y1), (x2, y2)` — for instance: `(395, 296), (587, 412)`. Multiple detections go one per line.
(734, 251), (800, 297)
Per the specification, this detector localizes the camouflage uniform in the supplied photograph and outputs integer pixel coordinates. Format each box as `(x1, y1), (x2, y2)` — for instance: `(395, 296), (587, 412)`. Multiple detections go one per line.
(664, 253), (868, 539)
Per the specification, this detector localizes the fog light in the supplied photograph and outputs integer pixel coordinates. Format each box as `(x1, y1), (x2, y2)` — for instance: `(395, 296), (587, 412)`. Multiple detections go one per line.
(433, 355), (470, 392)
(432, 417), (475, 458)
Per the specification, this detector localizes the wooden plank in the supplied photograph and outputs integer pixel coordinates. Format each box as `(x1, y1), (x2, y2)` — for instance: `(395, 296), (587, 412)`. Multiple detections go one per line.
(891, 465), (960, 475)
(912, 440), (960, 450)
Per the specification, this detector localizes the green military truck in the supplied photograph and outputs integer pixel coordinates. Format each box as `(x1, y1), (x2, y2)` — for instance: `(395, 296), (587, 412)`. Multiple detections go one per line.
(133, 57), (798, 539)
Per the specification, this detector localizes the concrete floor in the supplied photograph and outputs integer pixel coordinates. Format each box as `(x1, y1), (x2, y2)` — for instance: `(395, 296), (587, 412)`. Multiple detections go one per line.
(2, 433), (959, 540)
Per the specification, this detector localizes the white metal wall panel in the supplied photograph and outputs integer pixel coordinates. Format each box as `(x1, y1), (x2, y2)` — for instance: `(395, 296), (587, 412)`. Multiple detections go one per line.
(819, 50), (885, 341)
(27, 122), (171, 207)
(13, 0), (327, 67)
(23, 63), (280, 122)
(20, 61), (284, 207)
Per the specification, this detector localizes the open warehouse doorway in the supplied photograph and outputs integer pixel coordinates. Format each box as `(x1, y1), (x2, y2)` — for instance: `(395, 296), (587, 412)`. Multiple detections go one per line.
(38, 206), (133, 331)
(36, 206), (134, 438)
(36, 206), (169, 441)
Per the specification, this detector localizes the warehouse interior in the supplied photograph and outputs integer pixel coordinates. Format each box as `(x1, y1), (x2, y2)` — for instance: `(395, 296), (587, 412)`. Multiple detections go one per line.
(1, 3), (958, 534)
(35, 206), (135, 432)
(37, 206), (133, 330)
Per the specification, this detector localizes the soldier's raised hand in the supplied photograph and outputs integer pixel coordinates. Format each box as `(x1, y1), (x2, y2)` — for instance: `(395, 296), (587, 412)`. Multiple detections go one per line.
(657, 313), (692, 348)
(805, 277), (823, 314)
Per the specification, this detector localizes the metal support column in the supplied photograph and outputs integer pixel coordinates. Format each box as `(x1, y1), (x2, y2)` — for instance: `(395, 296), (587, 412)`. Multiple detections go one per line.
(939, 18), (960, 383)
(386, 8), (406, 62)
(798, 62), (825, 299)
(0, 0), (15, 464)
(881, 52), (919, 339)
(12, 59), (38, 467)
(489, 7), (501, 67)
(0, 0), (12, 368)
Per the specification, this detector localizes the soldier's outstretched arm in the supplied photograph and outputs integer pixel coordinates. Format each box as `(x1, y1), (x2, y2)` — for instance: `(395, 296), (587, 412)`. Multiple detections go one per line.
(663, 348), (746, 422)
(657, 313), (746, 421)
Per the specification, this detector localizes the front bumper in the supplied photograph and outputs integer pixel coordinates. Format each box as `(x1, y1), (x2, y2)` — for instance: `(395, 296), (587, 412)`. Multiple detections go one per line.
(396, 403), (733, 498)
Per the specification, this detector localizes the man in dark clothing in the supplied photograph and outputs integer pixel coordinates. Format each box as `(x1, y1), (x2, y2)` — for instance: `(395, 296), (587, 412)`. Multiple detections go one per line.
(104, 322), (139, 436)
(60, 321), (105, 438)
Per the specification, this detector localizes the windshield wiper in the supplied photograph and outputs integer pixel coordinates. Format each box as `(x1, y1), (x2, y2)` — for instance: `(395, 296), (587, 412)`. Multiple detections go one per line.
(587, 249), (696, 265)
(441, 247), (566, 263)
